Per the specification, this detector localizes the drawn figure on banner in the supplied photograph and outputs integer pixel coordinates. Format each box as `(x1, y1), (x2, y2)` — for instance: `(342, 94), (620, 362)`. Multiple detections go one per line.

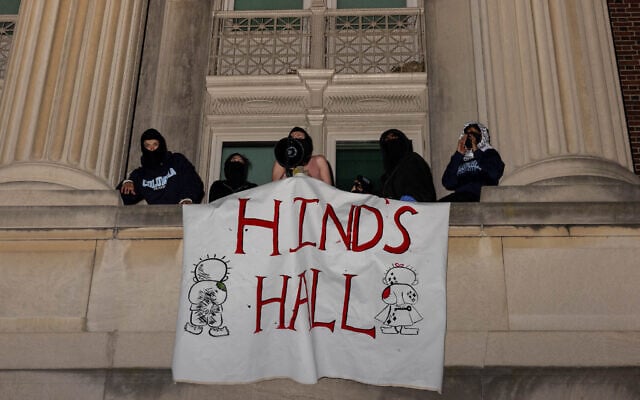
(375, 263), (423, 335)
(184, 255), (230, 337)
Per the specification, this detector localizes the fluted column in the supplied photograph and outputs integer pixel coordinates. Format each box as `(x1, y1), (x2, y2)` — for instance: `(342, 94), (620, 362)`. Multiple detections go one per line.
(0, 0), (147, 189)
(476, 0), (639, 185)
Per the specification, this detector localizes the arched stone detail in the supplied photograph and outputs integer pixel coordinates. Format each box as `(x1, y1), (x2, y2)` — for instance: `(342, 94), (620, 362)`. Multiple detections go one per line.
(0, 163), (112, 190)
(500, 156), (640, 186)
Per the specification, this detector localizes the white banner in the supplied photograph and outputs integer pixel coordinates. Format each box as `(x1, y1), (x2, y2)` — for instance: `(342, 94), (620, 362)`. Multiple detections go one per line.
(173, 176), (449, 391)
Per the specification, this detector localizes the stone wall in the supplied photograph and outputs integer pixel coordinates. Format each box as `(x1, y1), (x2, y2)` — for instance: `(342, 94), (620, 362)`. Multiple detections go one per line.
(609, 0), (640, 174)
(1, 201), (639, 398)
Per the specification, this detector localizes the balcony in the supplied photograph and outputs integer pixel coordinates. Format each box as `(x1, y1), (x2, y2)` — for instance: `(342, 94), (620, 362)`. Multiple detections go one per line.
(0, 15), (17, 83)
(209, 8), (425, 76)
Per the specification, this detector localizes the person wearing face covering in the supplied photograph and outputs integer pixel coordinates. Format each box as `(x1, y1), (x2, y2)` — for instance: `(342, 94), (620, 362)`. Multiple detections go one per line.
(439, 122), (505, 202)
(271, 127), (333, 185)
(271, 126), (333, 185)
(208, 153), (257, 202)
(117, 128), (204, 205)
(379, 128), (436, 202)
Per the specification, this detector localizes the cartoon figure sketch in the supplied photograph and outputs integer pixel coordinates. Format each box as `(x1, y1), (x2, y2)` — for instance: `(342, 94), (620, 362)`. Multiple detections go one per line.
(184, 255), (230, 337)
(375, 263), (423, 335)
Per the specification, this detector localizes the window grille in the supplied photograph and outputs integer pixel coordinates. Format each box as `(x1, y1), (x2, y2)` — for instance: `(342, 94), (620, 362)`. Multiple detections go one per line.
(210, 8), (424, 75)
(0, 15), (17, 80)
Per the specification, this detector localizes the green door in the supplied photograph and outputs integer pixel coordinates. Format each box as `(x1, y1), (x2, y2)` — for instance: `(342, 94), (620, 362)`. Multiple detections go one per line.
(233, 0), (303, 10)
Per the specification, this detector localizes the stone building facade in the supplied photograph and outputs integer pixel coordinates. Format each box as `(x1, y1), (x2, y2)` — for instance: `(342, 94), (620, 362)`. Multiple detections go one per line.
(608, 0), (640, 174)
(0, 1), (639, 398)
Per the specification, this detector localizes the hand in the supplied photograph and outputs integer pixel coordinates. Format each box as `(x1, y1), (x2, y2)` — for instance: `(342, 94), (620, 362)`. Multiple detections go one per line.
(468, 133), (478, 151)
(120, 181), (136, 195)
(457, 136), (467, 154)
(399, 195), (416, 202)
(458, 134), (478, 154)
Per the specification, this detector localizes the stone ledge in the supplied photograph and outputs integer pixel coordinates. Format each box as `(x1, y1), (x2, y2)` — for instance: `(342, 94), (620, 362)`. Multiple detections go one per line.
(0, 333), (112, 369)
(482, 184), (640, 202)
(485, 331), (640, 367)
(112, 332), (176, 368)
(1, 331), (638, 370)
(0, 189), (122, 206)
(0, 202), (639, 230)
(2, 368), (639, 400)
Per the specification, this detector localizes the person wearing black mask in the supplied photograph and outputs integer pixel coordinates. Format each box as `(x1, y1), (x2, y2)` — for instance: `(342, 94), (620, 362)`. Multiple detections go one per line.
(379, 128), (436, 202)
(271, 127), (333, 185)
(117, 128), (204, 205)
(208, 153), (257, 202)
(439, 122), (504, 202)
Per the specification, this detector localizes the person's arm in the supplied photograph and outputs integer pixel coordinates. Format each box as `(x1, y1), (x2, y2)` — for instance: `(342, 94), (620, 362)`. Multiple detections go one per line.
(208, 181), (226, 202)
(314, 156), (333, 185)
(416, 159), (437, 202)
(474, 149), (505, 185)
(174, 154), (205, 204)
(396, 155), (436, 202)
(272, 161), (286, 181)
(441, 152), (464, 190)
(117, 171), (144, 205)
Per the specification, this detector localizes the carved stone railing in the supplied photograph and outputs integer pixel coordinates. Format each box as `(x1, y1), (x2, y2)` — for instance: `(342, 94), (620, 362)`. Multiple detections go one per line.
(210, 10), (312, 76)
(210, 8), (424, 76)
(325, 8), (424, 74)
(0, 15), (17, 81)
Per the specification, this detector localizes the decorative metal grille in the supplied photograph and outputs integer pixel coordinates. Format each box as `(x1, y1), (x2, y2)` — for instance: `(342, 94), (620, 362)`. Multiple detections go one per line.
(0, 16), (17, 80)
(211, 11), (311, 76)
(210, 8), (425, 76)
(325, 9), (424, 74)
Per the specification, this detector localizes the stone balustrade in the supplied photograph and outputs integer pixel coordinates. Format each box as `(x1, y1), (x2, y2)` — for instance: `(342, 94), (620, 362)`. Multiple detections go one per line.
(1, 201), (639, 398)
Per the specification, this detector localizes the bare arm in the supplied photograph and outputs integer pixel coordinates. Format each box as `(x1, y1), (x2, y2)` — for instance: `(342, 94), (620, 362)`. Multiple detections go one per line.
(272, 161), (286, 181)
(313, 155), (333, 185)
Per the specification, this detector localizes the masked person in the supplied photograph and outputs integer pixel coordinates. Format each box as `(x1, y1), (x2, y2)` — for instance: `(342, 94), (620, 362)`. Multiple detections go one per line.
(271, 127), (333, 185)
(208, 153), (257, 202)
(439, 122), (505, 202)
(117, 128), (204, 205)
(379, 129), (436, 202)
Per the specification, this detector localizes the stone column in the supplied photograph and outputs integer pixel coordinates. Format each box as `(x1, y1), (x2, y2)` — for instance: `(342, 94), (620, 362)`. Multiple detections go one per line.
(475, 0), (639, 185)
(309, 0), (327, 70)
(0, 0), (148, 191)
(130, 0), (211, 168)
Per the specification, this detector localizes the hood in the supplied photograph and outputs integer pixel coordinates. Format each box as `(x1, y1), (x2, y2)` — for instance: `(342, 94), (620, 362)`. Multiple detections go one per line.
(223, 152), (249, 185)
(140, 128), (168, 168)
(289, 127), (313, 165)
(380, 128), (413, 172)
(460, 122), (493, 152)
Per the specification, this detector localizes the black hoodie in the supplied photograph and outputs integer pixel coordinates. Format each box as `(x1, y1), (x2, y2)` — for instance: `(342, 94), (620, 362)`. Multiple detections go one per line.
(208, 153), (257, 202)
(118, 129), (204, 205)
(379, 129), (436, 202)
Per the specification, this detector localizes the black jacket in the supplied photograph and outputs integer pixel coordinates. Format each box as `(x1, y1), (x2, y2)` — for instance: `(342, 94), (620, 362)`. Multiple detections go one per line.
(209, 180), (257, 202)
(380, 152), (437, 202)
(441, 148), (504, 200)
(118, 152), (204, 205)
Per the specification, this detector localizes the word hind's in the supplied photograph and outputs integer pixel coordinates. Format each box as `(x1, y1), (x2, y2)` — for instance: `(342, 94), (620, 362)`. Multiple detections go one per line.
(234, 197), (418, 256)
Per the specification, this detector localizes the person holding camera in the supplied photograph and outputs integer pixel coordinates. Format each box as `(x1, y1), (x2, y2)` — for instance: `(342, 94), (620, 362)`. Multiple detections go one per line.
(351, 174), (373, 194)
(439, 122), (505, 202)
(379, 128), (436, 202)
(208, 153), (257, 202)
(272, 127), (333, 185)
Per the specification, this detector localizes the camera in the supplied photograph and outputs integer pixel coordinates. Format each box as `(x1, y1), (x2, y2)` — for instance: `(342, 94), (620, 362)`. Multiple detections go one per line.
(464, 136), (473, 149)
